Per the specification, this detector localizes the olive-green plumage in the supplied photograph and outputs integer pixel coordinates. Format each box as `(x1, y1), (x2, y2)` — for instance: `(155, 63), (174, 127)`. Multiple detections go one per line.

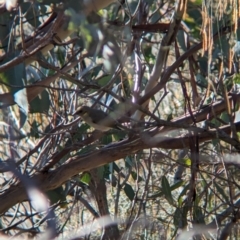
(73, 106), (118, 131)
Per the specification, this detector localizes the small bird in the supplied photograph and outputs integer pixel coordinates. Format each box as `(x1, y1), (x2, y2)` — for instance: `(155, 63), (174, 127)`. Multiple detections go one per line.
(73, 105), (119, 132)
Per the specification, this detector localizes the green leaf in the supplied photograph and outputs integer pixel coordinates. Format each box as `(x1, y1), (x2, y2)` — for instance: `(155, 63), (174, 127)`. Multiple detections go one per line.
(177, 30), (187, 51)
(30, 120), (40, 138)
(80, 172), (91, 185)
(198, 57), (208, 75)
(214, 182), (229, 203)
(124, 183), (135, 201)
(148, 180), (185, 199)
(179, 158), (191, 166)
(193, 206), (205, 224)
(113, 162), (120, 172)
(108, 174), (117, 187)
(103, 164), (111, 179)
(97, 75), (111, 87)
(131, 171), (144, 182)
(107, 163), (117, 187)
(112, 129), (127, 141)
(233, 74), (240, 84)
(101, 133), (113, 145)
(208, 192), (214, 210)
(196, 73), (208, 87)
(161, 176), (174, 205)
(125, 156), (134, 169)
(210, 117), (221, 127)
(220, 111), (230, 124)
(30, 90), (50, 113)
(173, 206), (188, 228)
(46, 186), (67, 206)
(171, 180), (185, 191)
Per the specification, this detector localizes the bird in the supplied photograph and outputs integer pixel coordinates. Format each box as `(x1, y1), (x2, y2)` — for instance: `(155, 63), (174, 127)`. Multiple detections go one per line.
(73, 105), (120, 132)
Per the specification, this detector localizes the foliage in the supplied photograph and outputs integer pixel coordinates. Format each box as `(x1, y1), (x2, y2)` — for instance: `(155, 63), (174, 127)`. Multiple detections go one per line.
(0, 0), (240, 239)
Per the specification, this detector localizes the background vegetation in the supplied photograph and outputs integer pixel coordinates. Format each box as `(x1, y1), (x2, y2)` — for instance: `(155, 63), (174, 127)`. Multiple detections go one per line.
(1, 0), (240, 239)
